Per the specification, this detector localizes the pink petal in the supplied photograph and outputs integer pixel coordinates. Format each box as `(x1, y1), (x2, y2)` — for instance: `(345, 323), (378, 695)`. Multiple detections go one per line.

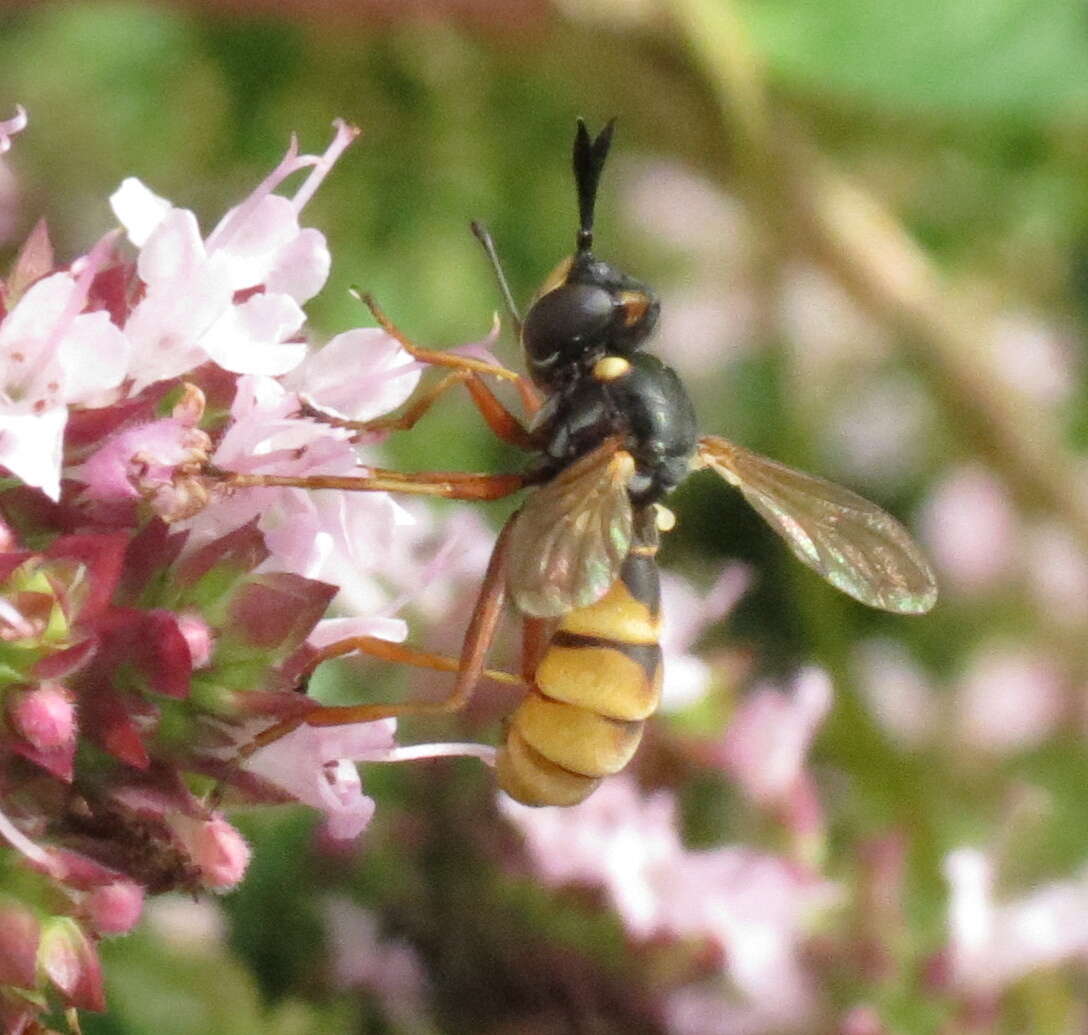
(137, 208), (209, 284)
(8, 682), (75, 750)
(83, 879), (145, 935)
(200, 292), (306, 375)
(169, 813), (251, 890)
(206, 194), (299, 287)
(265, 226), (330, 302)
(244, 717), (397, 841)
(0, 105), (27, 154)
(308, 615), (407, 650)
(715, 667), (832, 805)
(0, 271), (75, 350)
(58, 310), (131, 402)
(288, 328), (420, 421)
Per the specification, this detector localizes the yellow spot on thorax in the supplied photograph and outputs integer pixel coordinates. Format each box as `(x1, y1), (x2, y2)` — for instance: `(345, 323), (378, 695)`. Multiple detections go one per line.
(592, 355), (631, 382)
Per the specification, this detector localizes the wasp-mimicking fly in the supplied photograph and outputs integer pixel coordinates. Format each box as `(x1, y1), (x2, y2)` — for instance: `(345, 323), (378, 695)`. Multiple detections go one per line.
(228, 120), (937, 806)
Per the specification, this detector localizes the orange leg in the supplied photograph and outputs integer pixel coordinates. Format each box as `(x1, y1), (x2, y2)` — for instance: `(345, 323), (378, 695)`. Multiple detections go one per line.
(300, 366), (535, 451)
(354, 290), (541, 418)
(297, 634), (526, 689)
(218, 468), (527, 501)
(520, 617), (553, 682)
(245, 515), (517, 753)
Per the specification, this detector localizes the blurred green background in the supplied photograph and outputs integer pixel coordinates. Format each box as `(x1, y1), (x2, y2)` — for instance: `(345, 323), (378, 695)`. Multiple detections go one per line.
(5, 0), (1088, 1032)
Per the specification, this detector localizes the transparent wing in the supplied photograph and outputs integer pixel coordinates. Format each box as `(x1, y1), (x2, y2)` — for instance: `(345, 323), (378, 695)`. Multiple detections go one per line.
(507, 439), (635, 618)
(698, 436), (937, 614)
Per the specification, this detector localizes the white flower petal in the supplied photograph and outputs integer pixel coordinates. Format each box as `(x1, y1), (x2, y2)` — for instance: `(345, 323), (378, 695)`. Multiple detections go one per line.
(199, 293), (306, 376)
(207, 194), (299, 288)
(110, 177), (174, 248)
(288, 328), (420, 421)
(265, 227), (330, 303)
(137, 209), (207, 285)
(0, 272), (77, 347)
(58, 312), (131, 402)
(0, 406), (66, 500)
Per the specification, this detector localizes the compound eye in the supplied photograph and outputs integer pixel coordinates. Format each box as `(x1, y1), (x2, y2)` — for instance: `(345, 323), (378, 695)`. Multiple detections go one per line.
(522, 282), (615, 368)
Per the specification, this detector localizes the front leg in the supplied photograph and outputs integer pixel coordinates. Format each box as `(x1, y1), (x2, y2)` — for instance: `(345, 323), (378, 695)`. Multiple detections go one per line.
(214, 467), (527, 502)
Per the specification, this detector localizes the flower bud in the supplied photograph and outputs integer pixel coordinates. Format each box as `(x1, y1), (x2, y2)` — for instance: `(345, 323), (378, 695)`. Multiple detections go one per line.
(38, 917), (105, 1011)
(8, 683), (75, 751)
(169, 813), (251, 891)
(83, 879), (145, 936)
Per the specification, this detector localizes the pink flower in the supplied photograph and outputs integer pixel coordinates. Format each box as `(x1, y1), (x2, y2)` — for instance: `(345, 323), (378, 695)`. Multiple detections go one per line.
(839, 1005), (886, 1035)
(659, 565), (751, 711)
(283, 326), (421, 425)
(990, 311), (1075, 406)
(712, 667), (832, 806)
(7, 682), (75, 751)
(1024, 521), (1088, 630)
(167, 813), (251, 891)
(243, 716), (398, 841)
(955, 642), (1065, 754)
(919, 464), (1019, 596)
(185, 373), (415, 603)
(110, 122), (357, 391)
(503, 776), (835, 1031)
(322, 896), (429, 1026)
(0, 114), (482, 1030)
(72, 384), (213, 521)
(0, 243), (131, 499)
(82, 879), (145, 935)
(501, 775), (685, 939)
(852, 638), (937, 749)
(945, 848), (1088, 996)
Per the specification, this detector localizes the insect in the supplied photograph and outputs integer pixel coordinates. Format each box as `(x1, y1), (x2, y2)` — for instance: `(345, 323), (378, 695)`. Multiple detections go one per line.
(230, 120), (937, 806)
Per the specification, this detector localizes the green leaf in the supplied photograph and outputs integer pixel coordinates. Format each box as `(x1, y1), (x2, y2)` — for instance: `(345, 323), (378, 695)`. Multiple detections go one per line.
(735, 0), (1088, 119)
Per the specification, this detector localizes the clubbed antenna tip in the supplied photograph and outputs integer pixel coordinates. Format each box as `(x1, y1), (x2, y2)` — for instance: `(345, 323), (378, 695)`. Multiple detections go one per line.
(573, 117), (616, 253)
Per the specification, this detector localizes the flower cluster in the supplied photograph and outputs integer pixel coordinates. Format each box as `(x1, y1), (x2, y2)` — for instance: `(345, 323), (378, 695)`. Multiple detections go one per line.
(501, 773), (839, 1034)
(0, 116), (487, 1028)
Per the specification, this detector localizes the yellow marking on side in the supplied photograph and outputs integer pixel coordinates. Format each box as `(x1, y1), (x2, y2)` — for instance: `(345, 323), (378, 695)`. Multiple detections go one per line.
(557, 580), (660, 643)
(629, 545), (658, 557)
(654, 503), (676, 532)
(497, 729), (600, 807)
(617, 290), (649, 326)
(512, 694), (644, 777)
(535, 646), (660, 721)
(536, 255), (574, 298)
(592, 355), (631, 382)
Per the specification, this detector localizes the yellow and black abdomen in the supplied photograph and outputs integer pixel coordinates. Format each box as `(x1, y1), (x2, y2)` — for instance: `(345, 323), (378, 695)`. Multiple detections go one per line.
(497, 530), (663, 806)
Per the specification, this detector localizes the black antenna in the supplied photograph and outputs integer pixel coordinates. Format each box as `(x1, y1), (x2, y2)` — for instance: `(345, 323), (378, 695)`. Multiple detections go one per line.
(572, 117), (616, 254)
(470, 220), (522, 336)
